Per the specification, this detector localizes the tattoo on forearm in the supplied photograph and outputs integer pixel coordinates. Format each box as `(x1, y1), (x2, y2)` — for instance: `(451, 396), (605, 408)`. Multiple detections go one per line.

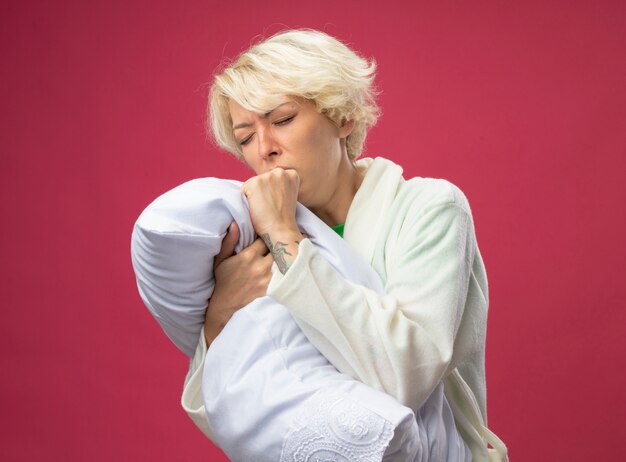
(261, 233), (299, 274)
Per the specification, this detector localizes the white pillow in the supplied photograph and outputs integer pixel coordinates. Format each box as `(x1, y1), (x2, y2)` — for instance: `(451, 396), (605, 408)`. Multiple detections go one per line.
(131, 178), (458, 462)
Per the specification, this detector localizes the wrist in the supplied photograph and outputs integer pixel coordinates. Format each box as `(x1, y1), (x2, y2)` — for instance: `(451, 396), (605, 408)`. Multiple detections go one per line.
(261, 228), (304, 275)
(204, 300), (232, 347)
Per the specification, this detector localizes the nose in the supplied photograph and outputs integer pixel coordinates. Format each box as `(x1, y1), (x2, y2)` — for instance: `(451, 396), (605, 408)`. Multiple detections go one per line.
(256, 124), (280, 160)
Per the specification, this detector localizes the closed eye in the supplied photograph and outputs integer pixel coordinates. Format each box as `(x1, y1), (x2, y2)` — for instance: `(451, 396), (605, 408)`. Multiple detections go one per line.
(239, 134), (253, 146)
(238, 114), (296, 146)
(274, 115), (295, 126)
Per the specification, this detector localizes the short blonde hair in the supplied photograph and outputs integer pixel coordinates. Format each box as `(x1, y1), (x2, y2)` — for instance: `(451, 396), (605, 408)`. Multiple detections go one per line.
(208, 29), (379, 161)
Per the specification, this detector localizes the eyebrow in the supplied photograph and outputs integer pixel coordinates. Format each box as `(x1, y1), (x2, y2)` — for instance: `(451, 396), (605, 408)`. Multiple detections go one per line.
(232, 102), (296, 131)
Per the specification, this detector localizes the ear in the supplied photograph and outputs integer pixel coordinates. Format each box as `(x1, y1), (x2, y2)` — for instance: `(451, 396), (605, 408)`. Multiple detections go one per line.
(339, 119), (355, 138)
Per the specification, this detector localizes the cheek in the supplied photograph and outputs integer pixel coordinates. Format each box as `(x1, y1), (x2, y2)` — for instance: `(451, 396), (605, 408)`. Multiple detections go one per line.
(284, 117), (332, 151)
(308, 121), (337, 149)
(241, 152), (262, 174)
(281, 118), (341, 185)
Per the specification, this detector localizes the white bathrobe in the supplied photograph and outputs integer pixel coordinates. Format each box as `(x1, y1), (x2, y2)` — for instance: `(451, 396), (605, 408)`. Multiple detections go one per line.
(265, 157), (508, 460)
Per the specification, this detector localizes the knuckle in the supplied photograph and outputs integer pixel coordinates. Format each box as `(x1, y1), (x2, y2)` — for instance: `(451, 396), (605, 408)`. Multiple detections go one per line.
(239, 250), (254, 263)
(253, 261), (267, 276)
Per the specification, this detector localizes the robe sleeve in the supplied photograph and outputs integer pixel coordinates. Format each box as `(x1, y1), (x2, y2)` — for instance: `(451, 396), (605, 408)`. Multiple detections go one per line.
(180, 331), (214, 441)
(266, 202), (480, 410)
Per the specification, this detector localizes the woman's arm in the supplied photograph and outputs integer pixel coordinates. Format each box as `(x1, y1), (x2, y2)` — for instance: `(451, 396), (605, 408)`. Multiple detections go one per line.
(204, 226), (273, 348)
(266, 201), (485, 411)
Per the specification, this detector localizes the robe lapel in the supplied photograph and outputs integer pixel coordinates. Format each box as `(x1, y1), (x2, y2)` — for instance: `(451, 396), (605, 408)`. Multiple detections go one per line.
(344, 157), (404, 264)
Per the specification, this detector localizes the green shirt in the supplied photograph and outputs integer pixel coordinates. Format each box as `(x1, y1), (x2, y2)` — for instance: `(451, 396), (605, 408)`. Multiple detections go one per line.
(331, 223), (345, 238)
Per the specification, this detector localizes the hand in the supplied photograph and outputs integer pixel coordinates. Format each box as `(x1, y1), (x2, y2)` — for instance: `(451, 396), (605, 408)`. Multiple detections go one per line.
(241, 168), (301, 236)
(241, 169), (305, 274)
(203, 221), (273, 347)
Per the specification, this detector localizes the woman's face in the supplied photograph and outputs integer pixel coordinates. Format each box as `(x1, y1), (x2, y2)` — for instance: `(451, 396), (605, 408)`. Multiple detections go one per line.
(229, 96), (354, 209)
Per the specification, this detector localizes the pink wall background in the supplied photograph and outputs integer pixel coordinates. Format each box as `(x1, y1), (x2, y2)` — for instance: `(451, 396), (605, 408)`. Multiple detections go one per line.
(2, 1), (625, 460)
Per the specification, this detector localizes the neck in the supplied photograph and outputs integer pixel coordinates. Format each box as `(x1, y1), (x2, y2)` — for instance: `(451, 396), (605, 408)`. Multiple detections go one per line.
(309, 156), (363, 227)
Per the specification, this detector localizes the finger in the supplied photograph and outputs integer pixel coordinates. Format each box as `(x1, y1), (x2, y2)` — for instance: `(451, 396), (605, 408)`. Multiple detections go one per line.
(214, 221), (240, 269)
(286, 168), (299, 180)
(263, 252), (275, 271)
(286, 169), (300, 187)
(247, 236), (269, 255)
(240, 237), (267, 255)
(240, 177), (257, 197)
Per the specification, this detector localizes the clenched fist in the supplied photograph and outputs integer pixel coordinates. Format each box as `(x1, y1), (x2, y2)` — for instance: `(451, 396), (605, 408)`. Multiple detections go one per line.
(241, 168), (301, 236)
(241, 168), (304, 275)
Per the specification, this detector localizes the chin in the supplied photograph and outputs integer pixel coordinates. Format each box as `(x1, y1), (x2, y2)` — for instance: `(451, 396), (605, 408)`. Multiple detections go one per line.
(297, 190), (309, 206)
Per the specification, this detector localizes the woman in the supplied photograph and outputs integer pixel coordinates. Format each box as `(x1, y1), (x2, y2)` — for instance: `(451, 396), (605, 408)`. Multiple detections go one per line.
(183, 29), (507, 460)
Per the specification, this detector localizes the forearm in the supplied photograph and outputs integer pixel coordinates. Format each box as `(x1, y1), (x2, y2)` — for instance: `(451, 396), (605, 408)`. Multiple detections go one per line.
(267, 204), (481, 410)
(203, 306), (227, 349)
